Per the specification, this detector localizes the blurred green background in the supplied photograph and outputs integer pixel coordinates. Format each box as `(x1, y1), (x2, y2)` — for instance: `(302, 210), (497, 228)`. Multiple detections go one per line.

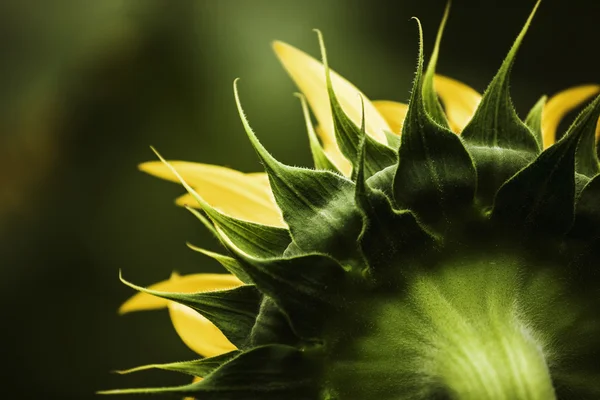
(1, 0), (597, 398)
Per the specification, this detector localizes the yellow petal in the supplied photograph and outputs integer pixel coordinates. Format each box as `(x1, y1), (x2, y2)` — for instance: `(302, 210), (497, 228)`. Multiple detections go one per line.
(372, 100), (408, 135)
(174, 192), (284, 227)
(168, 301), (236, 357)
(140, 161), (285, 227)
(247, 172), (271, 188)
(542, 84), (600, 148)
(313, 125), (352, 176)
(434, 75), (482, 133)
(273, 40), (390, 145)
(119, 273), (243, 314)
(240, 171), (281, 210)
(323, 145), (352, 176)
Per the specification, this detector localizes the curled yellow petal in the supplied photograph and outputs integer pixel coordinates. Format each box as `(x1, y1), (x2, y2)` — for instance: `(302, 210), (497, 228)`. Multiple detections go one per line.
(434, 75), (482, 133)
(273, 40), (390, 145)
(372, 100), (408, 135)
(119, 273), (243, 314)
(140, 161), (285, 227)
(168, 301), (236, 357)
(542, 84), (600, 148)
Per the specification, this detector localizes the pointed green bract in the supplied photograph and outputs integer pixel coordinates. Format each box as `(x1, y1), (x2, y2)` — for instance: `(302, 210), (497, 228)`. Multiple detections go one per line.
(115, 351), (240, 377)
(460, 1), (542, 207)
(234, 80), (364, 265)
(167, 285), (260, 349)
(187, 243), (254, 285)
(185, 205), (220, 237)
(525, 95), (547, 148)
(315, 30), (397, 179)
(203, 217), (289, 259)
(296, 93), (340, 172)
(120, 273), (261, 348)
(570, 175), (600, 244)
(355, 116), (437, 276)
(461, 1), (540, 153)
(192, 345), (316, 399)
(152, 150), (291, 259)
(491, 113), (583, 236)
(422, 2), (451, 128)
(493, 95), (600, 237)
(199, 214), (289, 259)
(575, 172), (591, 199)
(221, 234), (346, 338)
(393, 18), (476, 230)
(101, 345), (317, 399)
(384, 130), (400, 149)
(250, 297), (300, 346)
(185, 207), (256, 283)
(467, 145), (536, 208)
(357, 165), (438, 277)
(573, 95), (600, 177)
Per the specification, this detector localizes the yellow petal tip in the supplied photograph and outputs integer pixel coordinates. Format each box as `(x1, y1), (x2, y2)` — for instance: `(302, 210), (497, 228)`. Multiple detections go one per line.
(272, 40), (293, 55)
(138, 160), (157, 172)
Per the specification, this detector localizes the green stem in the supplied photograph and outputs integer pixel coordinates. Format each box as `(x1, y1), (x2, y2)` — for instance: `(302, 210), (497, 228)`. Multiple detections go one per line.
(327, 257), (558, 400)
(410, 261), (556, 400)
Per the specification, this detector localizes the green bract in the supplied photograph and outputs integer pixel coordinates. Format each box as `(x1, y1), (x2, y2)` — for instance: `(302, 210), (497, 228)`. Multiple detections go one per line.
(103, 1), (600, 399)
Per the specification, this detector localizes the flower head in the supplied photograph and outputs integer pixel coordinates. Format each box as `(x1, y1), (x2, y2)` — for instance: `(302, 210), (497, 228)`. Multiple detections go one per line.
(102, 2), (600, 399)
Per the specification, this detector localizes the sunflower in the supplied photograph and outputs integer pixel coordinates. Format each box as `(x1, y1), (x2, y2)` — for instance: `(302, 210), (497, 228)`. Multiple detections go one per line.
(102, 1), (600, 399)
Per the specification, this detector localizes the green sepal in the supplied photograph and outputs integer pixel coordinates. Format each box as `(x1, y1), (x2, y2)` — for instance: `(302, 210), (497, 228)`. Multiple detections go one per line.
(468, 146), (536, 208)
(185, 204), (220, 237)
(365, 164), (395, 195)
(460, 1), (541, 206)
(188, 206), (290, 259)
(282, 240), (305, 257)
(223, 240), (346, 338)
(315, 30), (397, 179)
(573, 95), (600, 177)
(570, 175), (600, 240)
(114, 351), (240, 377)
(575, 172), (591, 202)
(200, 218), (289, 260)
(384, 130), (400, 149)
(250, 297), (301, 347)
(235, 80), (364, 266)
(422, 2), (451, 128)
(355, 134), (438, 276)
(120, 273), (261, 349)
(152, 150), (291, 259)
(187, 242), (254, 285)
(460, 1), (540, 154)
(296, 93), (340, 173)
(100, 345), (317, 399)
(525, 95), (547, 149)
(328, 88), (397, 180)
(491, 97), (600, 236)
(393, 19), (476, 230)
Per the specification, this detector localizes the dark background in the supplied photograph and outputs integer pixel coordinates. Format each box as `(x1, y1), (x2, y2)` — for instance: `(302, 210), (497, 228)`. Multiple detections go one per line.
(1, 0), (598, 398)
